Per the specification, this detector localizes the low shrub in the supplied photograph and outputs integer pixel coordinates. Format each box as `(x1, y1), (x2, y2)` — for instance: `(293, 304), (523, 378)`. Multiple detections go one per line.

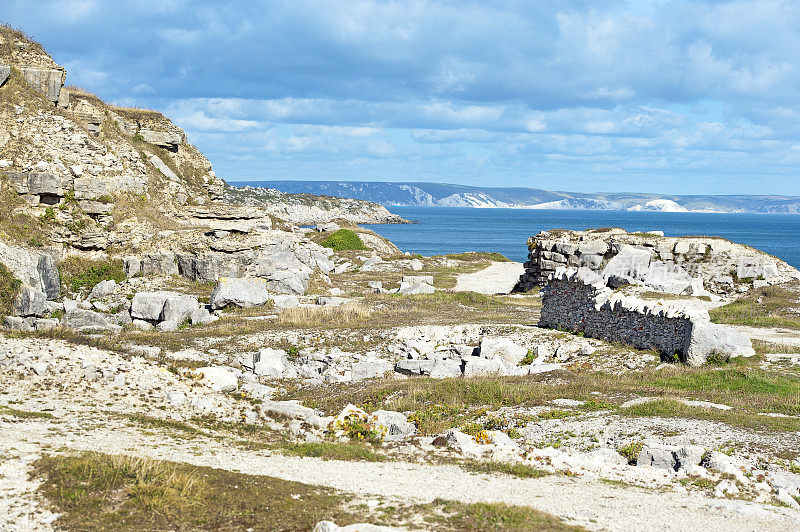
(59, 256), (125, 293)
(320, 229), (368, 251)
(328, 412), (385, 443)
(617, 441), (644, 465)
(0, 262), (21, 318)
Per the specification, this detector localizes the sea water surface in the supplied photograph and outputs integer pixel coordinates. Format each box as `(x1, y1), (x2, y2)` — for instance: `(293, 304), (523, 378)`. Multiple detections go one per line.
(362, 207), (800, 268)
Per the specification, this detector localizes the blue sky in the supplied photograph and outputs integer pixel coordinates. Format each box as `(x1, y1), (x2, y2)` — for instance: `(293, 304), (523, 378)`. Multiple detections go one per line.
(6, 0), (800, 195)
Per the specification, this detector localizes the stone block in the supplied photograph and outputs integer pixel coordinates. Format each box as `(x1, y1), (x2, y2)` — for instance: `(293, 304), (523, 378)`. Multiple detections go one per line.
(0, 63), (9, 87)
(210, 277), (272, 310)
(13, 284), (48, 317)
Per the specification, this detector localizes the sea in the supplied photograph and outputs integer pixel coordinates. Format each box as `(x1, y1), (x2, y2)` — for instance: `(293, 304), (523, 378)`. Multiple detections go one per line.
(361, 207), (800, 268)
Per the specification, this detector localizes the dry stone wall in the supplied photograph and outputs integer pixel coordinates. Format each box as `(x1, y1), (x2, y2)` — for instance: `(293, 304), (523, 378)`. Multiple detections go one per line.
(539, 267), (754, 365)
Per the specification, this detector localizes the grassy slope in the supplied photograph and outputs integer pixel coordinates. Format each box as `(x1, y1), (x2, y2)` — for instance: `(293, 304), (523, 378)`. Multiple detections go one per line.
(34, 452), (581, 531)
(710, 282), (800, 330)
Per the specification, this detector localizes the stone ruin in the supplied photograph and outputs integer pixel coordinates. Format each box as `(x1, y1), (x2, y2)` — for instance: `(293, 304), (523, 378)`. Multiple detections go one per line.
(539, 267), (754, 365)
(518, 228), (800, 296)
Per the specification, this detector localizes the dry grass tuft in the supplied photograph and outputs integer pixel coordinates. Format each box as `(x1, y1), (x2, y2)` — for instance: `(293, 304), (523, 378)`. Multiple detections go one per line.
(277, 304), (373, 328)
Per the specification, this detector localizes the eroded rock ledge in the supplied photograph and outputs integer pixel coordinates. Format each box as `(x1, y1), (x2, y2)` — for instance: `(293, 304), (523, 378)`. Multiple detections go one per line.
(519, 228), (800, 295)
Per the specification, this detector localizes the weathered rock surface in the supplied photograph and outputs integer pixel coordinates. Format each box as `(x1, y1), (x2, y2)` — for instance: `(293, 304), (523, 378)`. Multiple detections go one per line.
(520, 228), (800, 295)
(210, 277), (272, 309)
(12, 284), (48, 317)
(0, 243), (60, 300)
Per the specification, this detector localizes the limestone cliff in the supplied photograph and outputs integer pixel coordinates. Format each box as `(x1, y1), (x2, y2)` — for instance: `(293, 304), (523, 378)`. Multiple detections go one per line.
(0, 26), (401, 263)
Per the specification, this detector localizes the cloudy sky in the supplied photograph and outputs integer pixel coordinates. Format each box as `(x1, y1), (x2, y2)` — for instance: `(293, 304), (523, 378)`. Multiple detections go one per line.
(6, 0), (800, 194)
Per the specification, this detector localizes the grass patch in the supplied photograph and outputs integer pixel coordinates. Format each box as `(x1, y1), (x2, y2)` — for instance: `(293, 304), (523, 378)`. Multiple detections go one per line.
(121, 413), (207, 438)
(0, 261), (21, 318)
(444, 252), (511, 262)
(34, 452), (575, 531)
(321, 229), (368, 251)
(286, 364), (800, 434)
(59, 256), (125, 293)
(281, 441), (387, 462)
(0, 405), (54, 419)
(277, 304), (373, 328)
(463, 460), (550, 479)
(424, 499), (582, 531)
(8, 327), (127, 353)
(710, 282), (800, 330)
(33, 452), (357, 531)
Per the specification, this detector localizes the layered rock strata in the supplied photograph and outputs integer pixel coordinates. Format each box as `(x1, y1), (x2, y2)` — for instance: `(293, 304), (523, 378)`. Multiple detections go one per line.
(519, 228), (800, 295)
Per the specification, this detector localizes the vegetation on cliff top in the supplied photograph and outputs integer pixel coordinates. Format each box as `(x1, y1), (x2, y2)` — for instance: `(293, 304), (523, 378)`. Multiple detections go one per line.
(0, 262), (21, 318)
(321, 229), (369, 251)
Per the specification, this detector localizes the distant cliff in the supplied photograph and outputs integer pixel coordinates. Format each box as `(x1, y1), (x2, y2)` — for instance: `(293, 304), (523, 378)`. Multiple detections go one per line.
(244, 180), (800, 214)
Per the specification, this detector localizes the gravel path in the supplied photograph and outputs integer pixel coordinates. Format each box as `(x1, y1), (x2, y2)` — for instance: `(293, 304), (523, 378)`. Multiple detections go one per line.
(453, 262), (525, 294)
(0, 450), (58, 531)
(735, 325), (800, 348)
(5, 419), (799, 532)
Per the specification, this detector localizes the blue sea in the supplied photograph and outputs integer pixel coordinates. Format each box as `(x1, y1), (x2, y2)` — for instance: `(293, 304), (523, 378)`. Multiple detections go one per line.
(362, 207), (800, 268)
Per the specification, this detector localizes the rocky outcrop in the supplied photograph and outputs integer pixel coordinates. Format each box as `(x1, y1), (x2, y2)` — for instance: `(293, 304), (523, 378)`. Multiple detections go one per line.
(110, 110), (187, 151)
(210, 278), (272, 310)
(519, 228), (800, 295)
(0, 63), (9, 87)
(0, 243), (60, 300)
(539, 267), (755, 365)
(176, 205), (273, 233)
(19, 66), (66, 106)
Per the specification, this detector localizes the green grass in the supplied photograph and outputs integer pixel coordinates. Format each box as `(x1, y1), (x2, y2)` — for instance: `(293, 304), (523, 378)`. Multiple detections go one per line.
(58, 256), (125, 293)
(424, 499), (583, 531)
(710, 283), (800, 330)
(320, 229), (368, 251)
(33, 452), (357, 531)
(121, 413), (207, 437)
(0, 405), (55, 419)
(288, 363), (800, 434)
(0, 261), (21, 318)
(445, 252), (511, 262)
(281, 441), (387, 462)
(463, 460), (550, 479)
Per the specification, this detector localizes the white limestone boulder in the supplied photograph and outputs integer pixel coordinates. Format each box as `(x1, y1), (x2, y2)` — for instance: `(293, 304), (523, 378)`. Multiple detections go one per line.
(210, 277), (271, 309)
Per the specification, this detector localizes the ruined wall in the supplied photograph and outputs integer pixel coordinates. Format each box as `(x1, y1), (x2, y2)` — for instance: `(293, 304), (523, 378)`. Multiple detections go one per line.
(538, 267), (754, 365)
(539, 268), (694, 357)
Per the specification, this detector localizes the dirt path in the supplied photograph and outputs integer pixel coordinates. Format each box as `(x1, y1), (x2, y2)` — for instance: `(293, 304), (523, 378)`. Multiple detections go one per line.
(453, 262), (525, 294)
(735, 325), (800, 348)
(5, 418), (799, 532)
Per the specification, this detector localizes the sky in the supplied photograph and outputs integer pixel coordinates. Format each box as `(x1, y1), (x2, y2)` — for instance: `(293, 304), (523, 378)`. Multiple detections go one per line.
(5, 0), (800, 195)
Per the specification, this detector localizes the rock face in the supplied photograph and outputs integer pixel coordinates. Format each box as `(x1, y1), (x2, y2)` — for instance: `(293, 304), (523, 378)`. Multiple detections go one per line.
(0, 63), (9, 86)
(0, 243), (60, 300)
(19, 66), (66, 105)
(539, 267), (755, 365)
(519, 228), (800, 294)
(12, 284), (48, 317)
